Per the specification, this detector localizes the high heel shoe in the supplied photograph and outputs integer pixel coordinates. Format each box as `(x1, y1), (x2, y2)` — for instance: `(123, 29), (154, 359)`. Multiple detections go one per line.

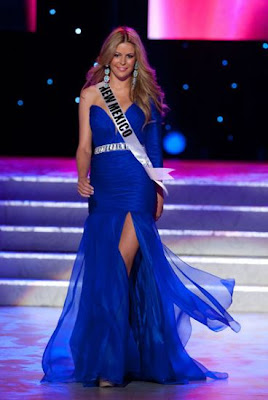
(99, 378), (115, 387)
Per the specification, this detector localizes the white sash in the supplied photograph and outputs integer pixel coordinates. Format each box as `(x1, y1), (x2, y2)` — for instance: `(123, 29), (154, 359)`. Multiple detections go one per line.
(96, 82), (175, 194)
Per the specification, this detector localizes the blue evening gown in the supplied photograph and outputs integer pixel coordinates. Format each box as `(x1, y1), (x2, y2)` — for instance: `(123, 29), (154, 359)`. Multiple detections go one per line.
(41, 101), (241, 387)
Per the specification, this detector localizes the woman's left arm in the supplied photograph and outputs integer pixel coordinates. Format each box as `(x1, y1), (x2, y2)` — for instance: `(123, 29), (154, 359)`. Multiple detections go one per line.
(144, 102), (164, 221)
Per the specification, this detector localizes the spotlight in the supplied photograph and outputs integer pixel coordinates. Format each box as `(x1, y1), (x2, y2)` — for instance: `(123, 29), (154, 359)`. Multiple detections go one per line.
(217, 116), (223, 123)
(49, 9), (56, 15)
(227, 135), (233, 141)
(231, 82), (238, 89)
(262, 42), (268, 49)
(165, 124), (171, 131)
(75, 97), (80, 103)
(47, 78), (53, 85)
(222, 59), (228, 66)
(182, 83), (189, 90)
(17, 100), (24, 106)
(75, 28), (82, 35)
(163, 131), (186, 155)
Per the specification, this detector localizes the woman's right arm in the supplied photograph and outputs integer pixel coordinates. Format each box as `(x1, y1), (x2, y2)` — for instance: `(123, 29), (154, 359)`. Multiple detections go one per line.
(76, 86), (96, 198)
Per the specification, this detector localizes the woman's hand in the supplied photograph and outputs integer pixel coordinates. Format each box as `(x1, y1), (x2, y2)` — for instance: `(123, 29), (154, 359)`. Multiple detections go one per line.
(77, 176), (94, 197)
(154, 187), (164, 221)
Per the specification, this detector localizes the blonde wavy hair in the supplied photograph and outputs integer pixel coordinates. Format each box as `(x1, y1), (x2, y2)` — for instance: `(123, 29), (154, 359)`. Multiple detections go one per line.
(82, 26), (168, 124)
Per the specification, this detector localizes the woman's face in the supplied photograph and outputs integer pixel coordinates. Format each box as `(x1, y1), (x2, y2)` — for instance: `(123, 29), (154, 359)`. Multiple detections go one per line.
(110, 42), (136, 82)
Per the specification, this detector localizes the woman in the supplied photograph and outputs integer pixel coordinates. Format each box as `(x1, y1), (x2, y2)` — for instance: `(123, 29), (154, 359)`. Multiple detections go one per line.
(41, 26), (240, 388)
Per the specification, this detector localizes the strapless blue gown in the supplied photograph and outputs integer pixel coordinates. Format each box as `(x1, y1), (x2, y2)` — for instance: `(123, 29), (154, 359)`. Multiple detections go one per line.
(41, 102), (241, 387)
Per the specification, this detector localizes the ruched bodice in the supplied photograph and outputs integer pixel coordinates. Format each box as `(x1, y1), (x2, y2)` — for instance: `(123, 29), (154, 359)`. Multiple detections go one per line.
(90, 104), (146, 147)
(88, 103), (162, 214)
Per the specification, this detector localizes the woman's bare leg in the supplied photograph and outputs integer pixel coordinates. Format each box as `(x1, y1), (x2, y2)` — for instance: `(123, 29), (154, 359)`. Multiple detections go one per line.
(118, 212), (139, 276)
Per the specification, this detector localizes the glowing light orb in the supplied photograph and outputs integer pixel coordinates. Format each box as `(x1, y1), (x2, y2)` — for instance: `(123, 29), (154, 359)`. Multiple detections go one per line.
(163, 131), (186, 154)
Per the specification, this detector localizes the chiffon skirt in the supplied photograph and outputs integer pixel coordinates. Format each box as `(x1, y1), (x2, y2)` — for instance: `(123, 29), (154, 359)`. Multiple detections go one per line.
(41, 151), (241, 386)
(41, 212), (241, 386)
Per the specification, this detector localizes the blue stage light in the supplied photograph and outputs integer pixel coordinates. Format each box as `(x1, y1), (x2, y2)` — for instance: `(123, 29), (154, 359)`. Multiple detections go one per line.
(165, 124), (171, 131)
(17, 100), (24, 106)
(49, 9), (56, 15)
(75, 28), (82, 35)
(47, 78), (53, 85)
(222, 59), (228, 66)
(182, 83), (189, 90)
(163, 131), (186, 155)
(217, 116), (223, 123)
(231, 82), (238, 89)
(262, 42), (268, 49)
(227, 135), (233, 141)
(75, 97), (80, 103)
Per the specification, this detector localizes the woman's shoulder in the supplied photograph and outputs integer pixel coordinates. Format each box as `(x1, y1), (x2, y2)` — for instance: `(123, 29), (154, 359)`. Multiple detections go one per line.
(80, 85), (99, 105)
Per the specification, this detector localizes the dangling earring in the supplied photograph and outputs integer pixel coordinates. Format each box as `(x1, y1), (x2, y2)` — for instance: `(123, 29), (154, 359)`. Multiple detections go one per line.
(132, 61), (138, 88)
(104, 64), (110, 87)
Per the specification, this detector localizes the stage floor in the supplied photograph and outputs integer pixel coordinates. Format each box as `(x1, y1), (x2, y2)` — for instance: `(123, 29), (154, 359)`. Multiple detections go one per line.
(0, 307), (267, 399)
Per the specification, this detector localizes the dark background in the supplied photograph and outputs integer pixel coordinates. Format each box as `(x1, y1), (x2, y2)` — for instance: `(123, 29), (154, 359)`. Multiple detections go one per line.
(1, 0), (268, 160)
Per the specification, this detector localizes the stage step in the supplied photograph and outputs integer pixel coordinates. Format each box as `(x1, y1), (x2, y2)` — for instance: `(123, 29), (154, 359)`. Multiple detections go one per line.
(1, 252), (268, 286)
(0, 278), (266, 312)
(2, 175), (268, 205)
(1, 200), (268, 231)
(0, 252), (73, 280)
(1, 225), (268, 256)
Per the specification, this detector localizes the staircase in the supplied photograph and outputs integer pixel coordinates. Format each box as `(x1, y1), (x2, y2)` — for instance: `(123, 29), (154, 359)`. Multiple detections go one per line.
(0, 158), (268, 311)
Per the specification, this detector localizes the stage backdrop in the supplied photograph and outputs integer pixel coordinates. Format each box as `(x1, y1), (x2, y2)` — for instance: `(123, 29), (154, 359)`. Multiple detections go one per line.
(1, 0), (268, 160)
(0, 0), (36, 32)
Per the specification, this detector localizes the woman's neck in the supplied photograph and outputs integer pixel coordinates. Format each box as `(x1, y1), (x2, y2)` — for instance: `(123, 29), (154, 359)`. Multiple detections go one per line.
(109, 75), (131, 92)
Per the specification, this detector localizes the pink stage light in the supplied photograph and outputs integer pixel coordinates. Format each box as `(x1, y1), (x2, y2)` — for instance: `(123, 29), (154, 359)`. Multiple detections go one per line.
(25, 0), (37, 32)
(148, 0), (268, 40)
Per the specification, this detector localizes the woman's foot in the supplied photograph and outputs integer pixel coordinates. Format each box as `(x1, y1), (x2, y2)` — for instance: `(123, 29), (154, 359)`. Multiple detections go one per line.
(99, 378), (115, 388)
